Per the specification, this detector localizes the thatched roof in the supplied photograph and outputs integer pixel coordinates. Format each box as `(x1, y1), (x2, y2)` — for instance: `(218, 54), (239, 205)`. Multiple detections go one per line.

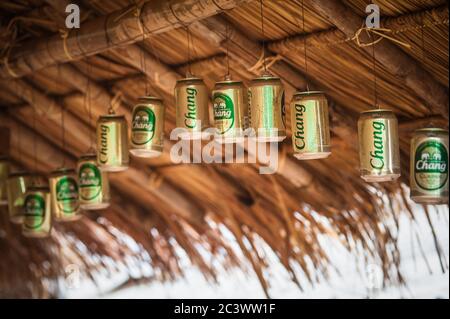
(0, 0), (448, 298)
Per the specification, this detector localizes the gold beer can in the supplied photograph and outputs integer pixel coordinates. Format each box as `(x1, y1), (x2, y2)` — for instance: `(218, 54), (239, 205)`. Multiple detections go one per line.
(77, 154), (110, 210)
(248, 74), (286, 142)
(358, 109), (401, 182)
(212, 78), (246, 143)
(97, 114), (129, 172)
(6, 171), (33, 224)
(49, 168), (81, 222)
(22, 186), (52, 238)
(130, 96), (165, 157)
(410, 128), (448, 204)
(290, 91), (331, 160)
(174, 77), (210, 140)
(0, 156), (10, 205)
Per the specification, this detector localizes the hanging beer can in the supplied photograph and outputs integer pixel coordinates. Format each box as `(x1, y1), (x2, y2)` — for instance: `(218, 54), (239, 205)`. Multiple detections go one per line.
(130, 96), (165, 157)
(77, 154), (110, 210)
(22, 186), (52, 238)
(248, 74), (286, 142)
(290, 91), (331, 160)
(410, 128), (448, 204)
(212, 78), (246, 143)
(49, 168), (81, 222)
(358, 109), (401, 182)
(0, 156), (10, 205)
(174, 77), (210, 140)
(6, 171), (33, 224)
(97, 114), (129, 172)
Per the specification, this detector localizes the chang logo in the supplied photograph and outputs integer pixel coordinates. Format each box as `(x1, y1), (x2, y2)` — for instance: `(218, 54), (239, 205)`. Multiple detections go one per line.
(24, 194), (45, 229)
(78, 163), (101, 200)
(415, 141), (448, 190)
(370, 121), (385, 170)
(132, 106), (156, 144)
(213, 93), (234, 134)
(294, 104), (306, 150)
(185, 88), (197, 129)
(99, 124), (109, 164)
(56, 177), (79, 213)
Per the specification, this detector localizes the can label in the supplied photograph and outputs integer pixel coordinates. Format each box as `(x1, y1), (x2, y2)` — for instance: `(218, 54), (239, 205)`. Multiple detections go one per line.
(97, 118), (128, 168)
(78, 163), (102, 201)
(132, 106), (156, 145)
(368, 120), (386, 170)
(24, 193), (46, 230)
(56, 176), (79, 213)
(213, 93), (234, 134)
(185, 88), (198, 129)
(414, 140), (448, 191)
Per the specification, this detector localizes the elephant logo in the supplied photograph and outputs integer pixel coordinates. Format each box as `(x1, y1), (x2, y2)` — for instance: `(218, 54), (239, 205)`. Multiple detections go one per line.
(421, 153), (430, 161)
(433, 153), (442, 161)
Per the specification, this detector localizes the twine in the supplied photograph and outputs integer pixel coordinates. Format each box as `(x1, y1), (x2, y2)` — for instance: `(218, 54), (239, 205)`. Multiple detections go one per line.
(148, 172), (164, 189)
(59, 29), (74, 60)
(108, 91), (123, 114)
(114, 0), (145, 37)
(352, 26), (411, 49)
(248, 49), (283, 73)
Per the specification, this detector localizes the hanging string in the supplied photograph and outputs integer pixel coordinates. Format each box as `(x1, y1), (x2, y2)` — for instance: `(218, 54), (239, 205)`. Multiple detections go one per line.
(301, 0), (310, 91)
(32, 93), (37, 175)
(371, 36), (378, 109)
(84, 62), (94, 152)
(420, 14), (433, 121)
(225, 22), (231, 79)
(57, 65), (66, 167)
(186, 26), (192, 77)
(259, 0), (267, 74)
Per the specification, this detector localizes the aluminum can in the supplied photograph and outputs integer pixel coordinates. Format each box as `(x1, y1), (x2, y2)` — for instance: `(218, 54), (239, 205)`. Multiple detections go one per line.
(6, 171), (33, 224)
(97, 114), (129, 172)
(77, 154), (110, 210)
(22, 186), (52, 238)
(0, 156), (10, 205)
(49, 168), (81, 222)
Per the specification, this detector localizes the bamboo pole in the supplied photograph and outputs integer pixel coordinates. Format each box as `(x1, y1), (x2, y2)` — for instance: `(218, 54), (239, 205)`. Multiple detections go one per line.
(308, 0), (449, 119)
(0, 0), (250, 79)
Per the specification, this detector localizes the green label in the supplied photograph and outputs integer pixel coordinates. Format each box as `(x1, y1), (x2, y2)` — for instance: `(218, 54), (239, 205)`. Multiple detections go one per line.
(24, 194), (45, 229)
(414, 141), (448, 190)
(56, 176), (79, 213)
(370, 121), (385, 170)
(78, 163), (102, 200)
(132, 106), (156, 144)
(213, 93), (234, 134)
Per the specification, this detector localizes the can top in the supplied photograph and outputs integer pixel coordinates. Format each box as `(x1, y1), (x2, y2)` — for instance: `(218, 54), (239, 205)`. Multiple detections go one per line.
(98, 114), (126, 120)
(176, 77), (205, 84)
(293, 91), (325, 96)
(415, 127), (449, 134)
(78, 153), (97, 161)
(27, 185), (50, 193)
(215, 79), (243, 86)
(50, 167), (76, 176)
(251, 74), (281, 83)
(137, 96), (163, 104)
(8, 170), (32, 178)
(360, 108), (395, 115)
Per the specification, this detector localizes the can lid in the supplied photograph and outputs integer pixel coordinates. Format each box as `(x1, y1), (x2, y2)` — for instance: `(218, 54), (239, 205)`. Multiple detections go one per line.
(252, 74), (281, 82)
(8, 170), (32, 178)
(138, 96), (163, 104)
(51, 167), (76, 175)
(176, 77), (204, 83)
(293, 91), (325, 96)
(360, 108), (394, 115)
(215, 79), (243, 85)
(415, 127), (449, 133)
(27, 185), (50, 192)
(78, 153), (97, 161)
(98, 114), (126, 119)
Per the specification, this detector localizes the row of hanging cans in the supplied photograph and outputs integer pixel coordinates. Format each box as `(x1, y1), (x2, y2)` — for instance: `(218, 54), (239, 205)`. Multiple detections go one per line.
(0, 74), (448, 237)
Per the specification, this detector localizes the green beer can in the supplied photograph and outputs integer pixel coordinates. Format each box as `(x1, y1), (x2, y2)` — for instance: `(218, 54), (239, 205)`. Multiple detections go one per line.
(130, 96), (165, 157)
(410, 128), (448, 204)
(358, 109), (401, 182)
(290, 91), (331, 160)
(77, 154), (110, 210)
(22, 186), (52, 238)
(212, 78), (246, 143)
(49, 168), (81, 222)
(97, 114), (129, 172)
(6, 171), (33, 224)
(0, 156), (10, 205)
(248, 74), (286, 142)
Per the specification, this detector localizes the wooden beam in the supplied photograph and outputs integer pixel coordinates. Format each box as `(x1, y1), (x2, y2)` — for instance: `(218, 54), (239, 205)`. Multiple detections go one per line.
(308, 0), (449, 119)
(0, 0), (250, 79)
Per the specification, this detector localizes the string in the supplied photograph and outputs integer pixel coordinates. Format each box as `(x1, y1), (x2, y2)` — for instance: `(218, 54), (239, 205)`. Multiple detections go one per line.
(186, 26), (192, 77)
(259, 0), (267, 74)
(84, 61), (94, 152)
(225, 22), (231, 79)
(58, 65), (66, 167)
(371, 35), (378, 109)
(32, 93), (37, 175)
(301, 0), (310, 91)
(420, 14), (433, 121)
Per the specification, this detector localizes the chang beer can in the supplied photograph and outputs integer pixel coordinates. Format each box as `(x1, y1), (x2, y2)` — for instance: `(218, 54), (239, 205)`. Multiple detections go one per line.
(290, 91), (331, 160)
(410, 128), (448, 204)
(97, 114), (129, 172)
(174, 77), (210, 140)
(49, 168), (81, 222)
(77, 154), (110, 210)
(130, 96), (165, 157)
(358, 109), (401, 182)
(22, 186), (52, 238)
(248, 74), (286, 142)
(6, 171), (33, 224)
(212, 78), (246, 143)
(0, 156), (10, 205)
